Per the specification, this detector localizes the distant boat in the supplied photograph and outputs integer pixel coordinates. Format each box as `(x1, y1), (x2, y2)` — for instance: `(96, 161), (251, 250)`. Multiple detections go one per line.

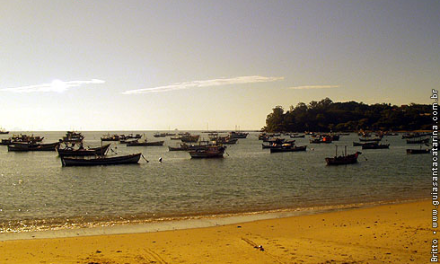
(406, 137), (430, 144)
(325, 146), (361, 165)
(56, 143), (111, 157)
(406, 148), (430, 154)
(126, 140), (164, 146)
(8, 142), (60, 152)
(8, 134), (44, 143)
(180, 134), (200, 143)
(60, 153), (142, 166)
(61, 131), (84, 143)
(359, 137), (382, 142)
(188, 143), (226, 158)
(101, 134), (121, 141)
(154, 132), (167, 138)
(229, 131), (248, 139)
(310, 135), (332, 144)
(168, 143), (189, 151)
(361, 143), (390, 149)
(0, 129), (9, 135)
(353, 141), (378, 147)
(402, 132), (430, 139)
(270, 145), (307, 153)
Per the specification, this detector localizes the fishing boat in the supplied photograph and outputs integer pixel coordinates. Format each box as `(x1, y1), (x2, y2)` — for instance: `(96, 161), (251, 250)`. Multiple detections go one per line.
(361, 143), (390, 149)
(406, 148), (430, 154)
(8, 142), (60, 152)
(213, 136), (238, 145)
(229, 131), (248, 139)
(8, 134), (44, 143)
(359, 137), (382, 142)
(406, 137), (430, 144)
(60, 153), (142, 166)
(353, 141), (378, 147)
(270, 145), (307, 153)
(180, 134), (200, 143)
(61, 131), (84, 143)
(0, 139), (12, 145)
(0, 127), (9, 134)
(56, 143), (111, 157)
(310, 135), (332, 144)
(154, 132), (167, 138)
(189, 145), (226, 158)
(119, 134), (142, 141)
(262, 140), (295, 149)
(126, 140), (164, 146)
(101, 134), (121, 141)
(168, 143), (189, 151)
(325, 146), (361, 165)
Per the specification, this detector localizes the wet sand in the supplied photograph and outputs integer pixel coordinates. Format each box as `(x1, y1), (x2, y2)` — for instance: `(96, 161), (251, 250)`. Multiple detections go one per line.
(0, 200), (432, 263)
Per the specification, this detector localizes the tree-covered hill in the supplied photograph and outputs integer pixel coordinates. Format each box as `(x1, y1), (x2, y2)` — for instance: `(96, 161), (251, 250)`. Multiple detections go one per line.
(264, 98), (431, 132)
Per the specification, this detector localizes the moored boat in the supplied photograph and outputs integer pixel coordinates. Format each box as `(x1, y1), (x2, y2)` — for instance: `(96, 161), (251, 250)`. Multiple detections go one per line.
(270, 145), (307, 153)
(126, 140), (164, 146)
(229, 131), (248, 139)
(359, 137), (382, 142)
(189, 144), (226, 158)
(310, 135), (332, 144)
(325, 146), (361, 165)
(61, 131), (84, 143)
(353, 141), (378, 147)
(406, 137), (430, 144)
(8, 142), (60, 152)
(61, 153), (142, 166)
(406, 148), (430, 154)
(361, 143), (390, 149)
(57, 143), (111, 157)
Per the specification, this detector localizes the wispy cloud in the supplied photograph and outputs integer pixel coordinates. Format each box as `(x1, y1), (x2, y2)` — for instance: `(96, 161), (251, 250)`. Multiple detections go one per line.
(0, 79), (105, 93)
(122, 76), (284, 94)
(287, 85), (340, 90)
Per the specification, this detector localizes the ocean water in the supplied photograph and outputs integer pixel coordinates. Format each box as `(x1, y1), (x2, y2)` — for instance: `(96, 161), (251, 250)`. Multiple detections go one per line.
(0, 131), (430, 233)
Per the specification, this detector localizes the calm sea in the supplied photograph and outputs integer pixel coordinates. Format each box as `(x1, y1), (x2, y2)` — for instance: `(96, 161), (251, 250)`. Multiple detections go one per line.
(0, 131), (430, 234)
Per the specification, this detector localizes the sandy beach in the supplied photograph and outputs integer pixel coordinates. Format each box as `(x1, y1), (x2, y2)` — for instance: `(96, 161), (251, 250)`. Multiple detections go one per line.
(0, 200), (432, 264)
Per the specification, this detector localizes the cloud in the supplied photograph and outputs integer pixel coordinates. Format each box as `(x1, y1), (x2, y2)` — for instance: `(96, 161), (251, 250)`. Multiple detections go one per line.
(0, 79), (105, 93)
(122, 75), (284, 94)
(287, 85), (340, 90)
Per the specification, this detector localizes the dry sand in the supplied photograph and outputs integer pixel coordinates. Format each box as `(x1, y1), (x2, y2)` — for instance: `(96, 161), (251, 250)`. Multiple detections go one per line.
(0, 200), (433, 264)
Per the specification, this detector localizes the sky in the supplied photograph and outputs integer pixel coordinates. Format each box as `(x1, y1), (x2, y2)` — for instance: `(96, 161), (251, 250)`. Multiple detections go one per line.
(0, 0), (439, 131)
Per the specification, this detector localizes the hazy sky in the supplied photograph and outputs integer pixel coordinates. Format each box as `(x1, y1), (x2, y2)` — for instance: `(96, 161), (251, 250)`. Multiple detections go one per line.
(0, 0), (438, 131)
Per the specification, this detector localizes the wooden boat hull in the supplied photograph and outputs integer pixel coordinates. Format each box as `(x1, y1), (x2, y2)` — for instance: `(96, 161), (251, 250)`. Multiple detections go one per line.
(168, 146), (187, 151)
(189, 147), (225, 158)
(406, 138), (430, 144)
(57, 144), (111, 157)
(325, 153), (359, 165)
(359, 138), (382, 142)
(270, 145), (307, 153)
(362, 144), (390, 149)
(406, 148), (430, 154)
(61, 153), (141, 166)
(353, 141), (379, 147)
(8, 142), (60, 152)
(127, 141), (164, 146)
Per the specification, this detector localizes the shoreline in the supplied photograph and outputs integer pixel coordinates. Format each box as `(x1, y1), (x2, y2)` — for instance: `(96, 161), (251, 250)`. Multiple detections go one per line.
(0, 199), (432, 263)
(0, 198), (427, 241)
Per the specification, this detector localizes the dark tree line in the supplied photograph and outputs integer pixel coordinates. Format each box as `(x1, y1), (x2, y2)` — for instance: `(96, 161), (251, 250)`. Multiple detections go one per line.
(264, 98), (431, 132)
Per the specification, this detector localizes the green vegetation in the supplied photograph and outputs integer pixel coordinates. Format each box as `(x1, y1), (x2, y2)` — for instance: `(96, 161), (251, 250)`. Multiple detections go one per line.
(264, 98), (431, 132)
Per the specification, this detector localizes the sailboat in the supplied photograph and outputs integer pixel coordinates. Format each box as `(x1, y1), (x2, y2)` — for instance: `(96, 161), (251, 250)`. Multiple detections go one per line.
(325, 146), (361, 165)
